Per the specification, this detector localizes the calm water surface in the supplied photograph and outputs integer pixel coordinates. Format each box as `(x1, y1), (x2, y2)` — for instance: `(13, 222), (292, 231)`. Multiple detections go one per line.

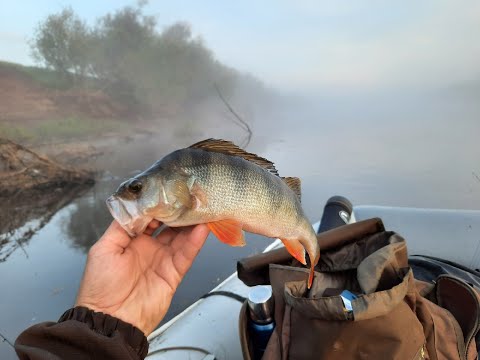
(1, 98), (479, 358)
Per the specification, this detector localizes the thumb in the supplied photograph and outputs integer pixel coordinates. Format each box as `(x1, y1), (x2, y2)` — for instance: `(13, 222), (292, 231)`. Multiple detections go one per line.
(96, 221), (133, 252)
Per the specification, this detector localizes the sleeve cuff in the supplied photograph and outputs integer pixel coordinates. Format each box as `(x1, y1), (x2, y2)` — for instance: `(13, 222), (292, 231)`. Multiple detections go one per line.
(59, 306), (149, 358)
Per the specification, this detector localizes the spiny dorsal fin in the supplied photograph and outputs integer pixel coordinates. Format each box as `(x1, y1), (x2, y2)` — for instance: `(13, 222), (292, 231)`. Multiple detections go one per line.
(282, 177), (301, 202)
(189, 139), (279, 176)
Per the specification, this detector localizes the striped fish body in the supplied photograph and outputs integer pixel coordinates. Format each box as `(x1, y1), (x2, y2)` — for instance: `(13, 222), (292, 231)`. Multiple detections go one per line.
(163, 148), (309, 235)
(107, 139), (320, 288)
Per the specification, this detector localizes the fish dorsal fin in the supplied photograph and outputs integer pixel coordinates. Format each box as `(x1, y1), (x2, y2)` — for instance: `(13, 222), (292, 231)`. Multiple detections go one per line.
(189, 139), (279, 176)
(282, 177), (301, 202)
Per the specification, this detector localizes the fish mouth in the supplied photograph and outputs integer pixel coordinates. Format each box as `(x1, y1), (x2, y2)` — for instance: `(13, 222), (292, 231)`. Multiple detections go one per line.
(106, 195), (152, 236)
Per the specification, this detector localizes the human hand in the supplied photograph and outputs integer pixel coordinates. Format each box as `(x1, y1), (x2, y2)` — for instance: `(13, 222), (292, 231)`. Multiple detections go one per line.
(75, 220), (210, 335)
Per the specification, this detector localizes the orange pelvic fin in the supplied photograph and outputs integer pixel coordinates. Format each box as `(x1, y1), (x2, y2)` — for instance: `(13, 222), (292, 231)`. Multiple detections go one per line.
(281, 238), (306, 265)
(207, 220), (246, 247)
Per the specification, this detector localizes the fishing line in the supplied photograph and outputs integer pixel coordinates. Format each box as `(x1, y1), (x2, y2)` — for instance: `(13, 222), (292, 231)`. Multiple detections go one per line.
(0, 330), (15, 350)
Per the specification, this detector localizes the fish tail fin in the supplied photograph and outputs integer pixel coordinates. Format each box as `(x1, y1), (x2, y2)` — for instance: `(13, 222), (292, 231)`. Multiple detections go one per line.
(308, 265), (314, 289)
(299, 232), (321, 289)
(307, 251), (320, 289)
(282, 237), (320, 289)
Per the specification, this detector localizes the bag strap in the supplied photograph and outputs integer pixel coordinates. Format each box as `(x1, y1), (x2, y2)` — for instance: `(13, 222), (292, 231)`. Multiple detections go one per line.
(318, 217), (385, 250)
(283, 268), (413, 321)
(237, 218), (385, 286)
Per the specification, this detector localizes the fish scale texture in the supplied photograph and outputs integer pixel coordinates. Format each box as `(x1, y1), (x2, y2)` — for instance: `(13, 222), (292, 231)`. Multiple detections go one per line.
(108, 141), (320, 287)
(171, 149), (302, 237)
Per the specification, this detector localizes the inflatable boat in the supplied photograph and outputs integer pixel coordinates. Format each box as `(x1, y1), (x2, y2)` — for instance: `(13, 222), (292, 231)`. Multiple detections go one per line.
(146, 196), (480, 359)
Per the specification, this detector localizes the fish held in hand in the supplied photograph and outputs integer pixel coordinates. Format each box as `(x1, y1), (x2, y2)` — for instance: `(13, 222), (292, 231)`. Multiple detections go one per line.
(106, 139), (320, 288)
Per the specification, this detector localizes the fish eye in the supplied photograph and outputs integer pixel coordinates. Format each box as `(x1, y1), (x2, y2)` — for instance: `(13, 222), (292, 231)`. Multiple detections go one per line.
(128, 179), (143, 193)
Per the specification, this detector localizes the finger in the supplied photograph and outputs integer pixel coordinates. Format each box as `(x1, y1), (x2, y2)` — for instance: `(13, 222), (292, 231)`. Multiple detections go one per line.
(144, 220), (162, 236)
(169, 226), (196, 252)
(148, 219), (161, 230)
(171, 224), (210, 277)
(152, 225), (180, 246)
(154, 225), (193, 237)
(96, 221), (133, 251)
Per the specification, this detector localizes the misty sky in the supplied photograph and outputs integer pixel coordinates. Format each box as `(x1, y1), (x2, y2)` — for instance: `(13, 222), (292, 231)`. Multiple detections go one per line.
(1, 1), (479, 93)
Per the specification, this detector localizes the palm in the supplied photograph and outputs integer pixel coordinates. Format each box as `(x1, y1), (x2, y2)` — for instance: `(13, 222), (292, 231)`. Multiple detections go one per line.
(76, 221), (209, 335)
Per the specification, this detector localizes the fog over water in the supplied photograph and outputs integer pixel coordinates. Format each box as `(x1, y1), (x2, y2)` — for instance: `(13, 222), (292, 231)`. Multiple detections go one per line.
(2, 89), (479, 357)
(1, 1), (480, 359)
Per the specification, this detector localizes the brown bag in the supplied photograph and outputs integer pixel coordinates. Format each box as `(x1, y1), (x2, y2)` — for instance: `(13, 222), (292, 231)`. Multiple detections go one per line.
(238, 218), (480, 360)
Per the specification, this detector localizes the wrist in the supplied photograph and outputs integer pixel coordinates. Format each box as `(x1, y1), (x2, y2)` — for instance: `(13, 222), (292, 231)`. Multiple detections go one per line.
(75, 300), (144, 334)
(59, 306), (149, 357)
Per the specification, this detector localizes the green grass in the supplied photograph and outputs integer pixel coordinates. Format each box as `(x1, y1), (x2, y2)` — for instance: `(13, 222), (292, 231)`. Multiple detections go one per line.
(0, 61), (132, 143)
(0, 117), (131, 144)
(0, 60), (73, 90)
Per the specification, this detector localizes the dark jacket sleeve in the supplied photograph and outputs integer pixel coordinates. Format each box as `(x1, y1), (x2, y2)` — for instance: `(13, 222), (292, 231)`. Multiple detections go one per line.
(14, 307), (149, 360)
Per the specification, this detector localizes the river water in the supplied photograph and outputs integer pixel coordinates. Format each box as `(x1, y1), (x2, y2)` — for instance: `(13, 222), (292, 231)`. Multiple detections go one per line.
(1, 94), (479, 358)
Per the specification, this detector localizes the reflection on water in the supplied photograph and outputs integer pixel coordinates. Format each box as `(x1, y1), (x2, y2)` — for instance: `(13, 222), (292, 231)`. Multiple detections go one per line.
(0, 185), (92, 262)
(62, 185), (114, 252)
(1, 98), (480, 358)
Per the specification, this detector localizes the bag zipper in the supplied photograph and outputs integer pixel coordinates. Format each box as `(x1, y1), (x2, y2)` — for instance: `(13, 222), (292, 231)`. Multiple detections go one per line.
(413, 343), (427, 360)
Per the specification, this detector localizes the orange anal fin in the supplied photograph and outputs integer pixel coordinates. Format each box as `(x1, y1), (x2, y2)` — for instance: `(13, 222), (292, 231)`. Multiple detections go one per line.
(281, 238), (306, 265)
(207, 220), (246, 247)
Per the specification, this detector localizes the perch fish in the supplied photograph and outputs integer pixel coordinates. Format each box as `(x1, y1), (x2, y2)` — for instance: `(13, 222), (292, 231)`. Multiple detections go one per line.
(106, 139), (320, 288)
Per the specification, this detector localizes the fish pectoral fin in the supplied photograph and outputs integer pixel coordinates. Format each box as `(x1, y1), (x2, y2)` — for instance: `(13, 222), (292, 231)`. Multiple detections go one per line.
(190, 180), (207, 209)
(281, 238), (307, 265)
(208, 220), (246, 247)
(171, 179), (193, 208)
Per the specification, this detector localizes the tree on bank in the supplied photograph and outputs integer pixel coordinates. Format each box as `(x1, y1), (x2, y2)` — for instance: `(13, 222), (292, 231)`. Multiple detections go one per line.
(31, 7), (90, 85)
(29, 3), (265, 117)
